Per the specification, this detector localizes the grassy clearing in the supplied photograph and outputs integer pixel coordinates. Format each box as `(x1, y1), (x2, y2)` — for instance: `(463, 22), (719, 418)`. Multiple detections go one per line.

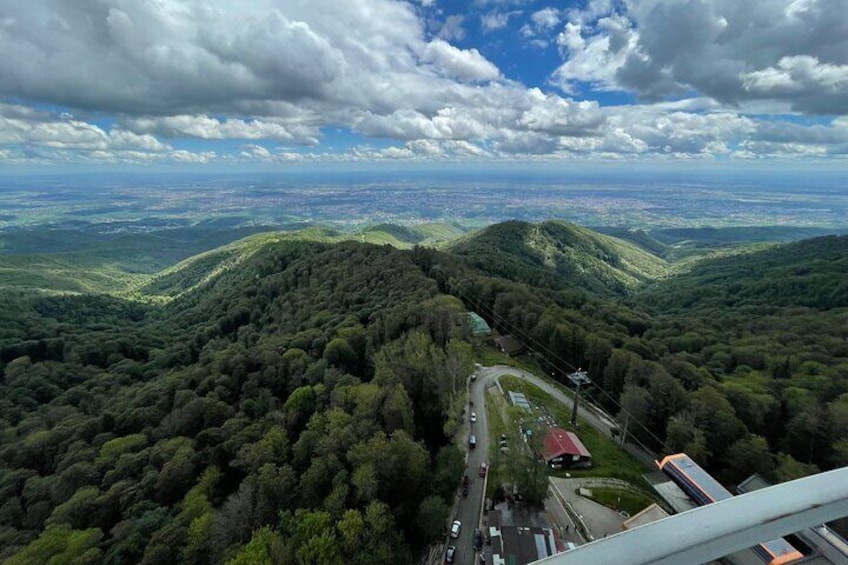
(471, 345), (543, 374)
(498, 375), (650, 488)
(483, 387), (510, 499)
(583, 487), (654, 516)
(472, 345), (520, 368)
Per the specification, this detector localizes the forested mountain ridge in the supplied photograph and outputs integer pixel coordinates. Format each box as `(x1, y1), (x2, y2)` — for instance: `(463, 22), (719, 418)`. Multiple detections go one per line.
(447, 220), (668, 295)
(138, 223), (470, 302)
(1, 226), (847, 564)
(637, 234), (848, 311)
(610, 234), (848, 485)
(0, 239), (474, 563)
(596, 225), (846, 261)
(0, 222), (467, 297)
(0, 225), (278, 295)
(4, 219), (827, 300)
(360, 222), (468, 247)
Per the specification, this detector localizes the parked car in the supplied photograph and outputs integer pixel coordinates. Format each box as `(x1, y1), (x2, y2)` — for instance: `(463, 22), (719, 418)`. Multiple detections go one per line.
(469, 435), (477, 449)
(445, 545), (456, 563)
(470, 411), (477, 423)
(462, 483), (469, 497)
(450, 520), (462, 539)
(479, 462), (488, 477)
(474, 529), (483, 550)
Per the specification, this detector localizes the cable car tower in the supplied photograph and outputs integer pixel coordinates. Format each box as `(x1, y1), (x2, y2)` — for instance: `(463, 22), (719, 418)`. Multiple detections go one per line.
(567, 369), (591, 426)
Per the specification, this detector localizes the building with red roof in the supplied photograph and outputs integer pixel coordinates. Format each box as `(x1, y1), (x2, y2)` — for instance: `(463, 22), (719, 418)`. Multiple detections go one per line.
(541, 428), (592, 468)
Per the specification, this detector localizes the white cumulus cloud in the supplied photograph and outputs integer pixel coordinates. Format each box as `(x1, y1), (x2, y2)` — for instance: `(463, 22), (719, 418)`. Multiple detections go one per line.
(552, 0), (848, 114)
(422, 39), (502, 82)
(0, 0), (845, 165)
(531, 7), (561, 30)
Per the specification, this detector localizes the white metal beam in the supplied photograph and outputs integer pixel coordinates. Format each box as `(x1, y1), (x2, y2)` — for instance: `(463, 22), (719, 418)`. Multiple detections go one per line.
(533, 466), (848, 565)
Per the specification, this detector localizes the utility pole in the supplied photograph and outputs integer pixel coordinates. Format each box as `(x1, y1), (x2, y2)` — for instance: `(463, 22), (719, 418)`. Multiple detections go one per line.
(568, 370), (591, 427)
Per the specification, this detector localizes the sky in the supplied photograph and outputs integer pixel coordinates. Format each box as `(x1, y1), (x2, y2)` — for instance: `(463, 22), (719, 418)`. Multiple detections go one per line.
(0, 0), (847, 171)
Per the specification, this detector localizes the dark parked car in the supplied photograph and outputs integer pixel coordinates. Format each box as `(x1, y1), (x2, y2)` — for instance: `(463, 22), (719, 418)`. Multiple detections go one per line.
(474, 529), (483, 550)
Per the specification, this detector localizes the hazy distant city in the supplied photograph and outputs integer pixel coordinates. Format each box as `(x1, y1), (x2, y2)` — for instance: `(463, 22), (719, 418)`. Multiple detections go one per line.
(1, 170), (846, 233)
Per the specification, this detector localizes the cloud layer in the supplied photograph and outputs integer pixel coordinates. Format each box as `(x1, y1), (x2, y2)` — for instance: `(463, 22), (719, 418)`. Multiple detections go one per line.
(553, 0), (848, 114)
(0, 0), (846, 166)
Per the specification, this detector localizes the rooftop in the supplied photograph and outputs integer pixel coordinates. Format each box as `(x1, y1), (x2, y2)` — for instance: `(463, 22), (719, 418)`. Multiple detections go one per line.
(465, 312), (492, 336)
(508, 391), (532, 411)
(495, 334), (526, 355)
(622, 503), (670, 530)
(541, 428), (591, 462)
(490, 525), (560, 565)
(644, 470), (697, 514)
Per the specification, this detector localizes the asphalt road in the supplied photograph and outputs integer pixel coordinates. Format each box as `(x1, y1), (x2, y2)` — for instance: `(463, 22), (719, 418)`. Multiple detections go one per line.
(450, 372), (489, 565)
(448, 364), (651, 565)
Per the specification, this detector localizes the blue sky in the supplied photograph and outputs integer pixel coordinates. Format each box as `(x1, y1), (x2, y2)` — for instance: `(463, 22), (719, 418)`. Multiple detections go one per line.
(1, 0), (847, 171)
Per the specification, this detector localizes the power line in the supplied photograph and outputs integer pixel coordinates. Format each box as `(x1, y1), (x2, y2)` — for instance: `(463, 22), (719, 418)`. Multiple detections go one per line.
(467, 292), (665, 453)
(433, 269), (667, 452)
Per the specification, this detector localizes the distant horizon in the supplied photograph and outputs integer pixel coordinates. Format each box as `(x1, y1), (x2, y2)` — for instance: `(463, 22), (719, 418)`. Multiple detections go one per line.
(1, 159), (847, 177)
(1, 170), (846, 232)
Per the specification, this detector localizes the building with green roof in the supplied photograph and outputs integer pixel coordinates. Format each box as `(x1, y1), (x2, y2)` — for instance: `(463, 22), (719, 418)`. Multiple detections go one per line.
(465, 312), (492, 336)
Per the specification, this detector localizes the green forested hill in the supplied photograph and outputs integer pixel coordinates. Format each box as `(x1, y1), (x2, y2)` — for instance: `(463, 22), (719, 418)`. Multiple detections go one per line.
(638, 234), (848, 311)
(0, 226), (276, 269)
(597, 225), (847, 264)
(0, 239), (476, 563)
(0, 222), (468, 297)
(360, 222), (467, 246)
(0, 226), (277, 295)
(597, 225), (845, 253)
(447, 220), (668, 295)
(620, 235), (848, 481)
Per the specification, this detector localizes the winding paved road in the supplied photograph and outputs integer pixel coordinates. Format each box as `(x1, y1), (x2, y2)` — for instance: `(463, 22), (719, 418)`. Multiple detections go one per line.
(477, 364), (614, 431)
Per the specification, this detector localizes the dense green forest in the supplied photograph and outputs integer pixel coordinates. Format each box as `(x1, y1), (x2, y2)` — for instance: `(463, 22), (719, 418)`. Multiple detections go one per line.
(1, 222), (846, 563)
(0, 241), (474, 563)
